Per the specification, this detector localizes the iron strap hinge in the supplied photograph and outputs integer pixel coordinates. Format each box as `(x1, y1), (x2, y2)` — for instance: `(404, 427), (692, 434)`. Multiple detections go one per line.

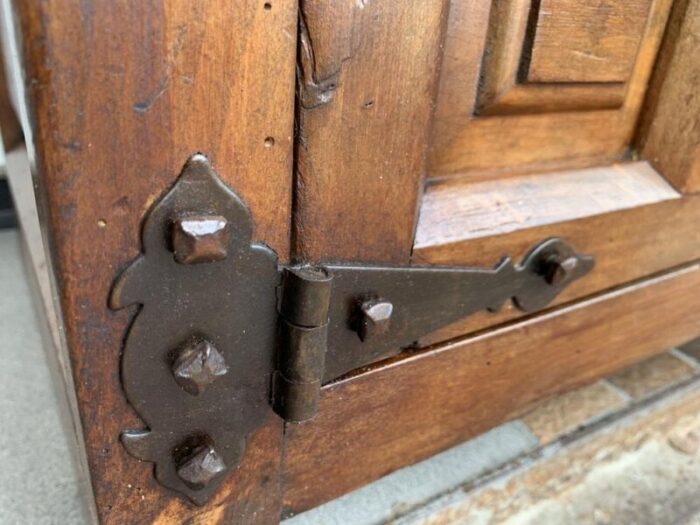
(110, 155), (594, 504)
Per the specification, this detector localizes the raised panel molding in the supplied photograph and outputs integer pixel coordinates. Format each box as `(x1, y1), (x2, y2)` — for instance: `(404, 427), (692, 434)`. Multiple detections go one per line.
(429, 0), (672, 175)
(476, 0), (653, 116)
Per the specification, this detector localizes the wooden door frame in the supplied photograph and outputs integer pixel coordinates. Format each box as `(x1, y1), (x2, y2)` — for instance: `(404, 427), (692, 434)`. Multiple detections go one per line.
(5, 1), (297, 523)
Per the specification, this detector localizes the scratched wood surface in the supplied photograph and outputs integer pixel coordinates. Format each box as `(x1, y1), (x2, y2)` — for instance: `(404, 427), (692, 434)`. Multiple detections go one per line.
(415, 161), (678, 245)
(637, 0), (700, 193)
(13, 1), (297, 523)
(9, 0), (700, 523)
(527, 0), (653, 83)
(293, 0), (448, 263)
(283, 264), (700, 514)
(284, 0), (699, 517)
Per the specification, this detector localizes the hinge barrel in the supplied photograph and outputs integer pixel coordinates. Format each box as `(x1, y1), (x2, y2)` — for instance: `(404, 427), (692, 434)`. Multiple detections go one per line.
(274, 266), (333, 422)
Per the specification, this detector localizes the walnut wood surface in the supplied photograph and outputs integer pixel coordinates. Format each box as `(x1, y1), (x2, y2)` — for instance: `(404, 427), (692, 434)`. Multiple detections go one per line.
(415, 161), (678, 245)
(475, 0), (630, 116)
(429, 0), (673, 177)
(0, 36), (20, 150)
(413, 167), (700, 344)
(294, 0), (448, 263)
(478, 83), (626, 117)
(637, 0), (700, 193)
(283, 264), (700, 514)
(14, 1), (297, 523)
(527, 0), (653, 83)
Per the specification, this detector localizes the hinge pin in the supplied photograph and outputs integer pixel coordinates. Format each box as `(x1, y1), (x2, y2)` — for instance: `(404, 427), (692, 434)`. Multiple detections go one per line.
(274, 266), (332, 422)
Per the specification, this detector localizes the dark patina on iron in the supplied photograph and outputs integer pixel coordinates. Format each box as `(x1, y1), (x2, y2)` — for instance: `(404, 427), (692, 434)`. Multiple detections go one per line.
(111, 154), (594, 505)
(111, 155), (279, 505)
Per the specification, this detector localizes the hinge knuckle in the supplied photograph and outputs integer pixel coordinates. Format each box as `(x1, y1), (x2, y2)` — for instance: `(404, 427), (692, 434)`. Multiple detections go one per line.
(273, 374), (323, 423)
(279, 266), (333, 326)
(275, 266), (333, 423)
(278, 321), (328, 382)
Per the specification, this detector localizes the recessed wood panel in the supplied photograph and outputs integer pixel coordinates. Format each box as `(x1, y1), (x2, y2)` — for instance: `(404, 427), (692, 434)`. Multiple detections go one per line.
(429, 0), (673, 176)
(475, 0), (641, 117)
(527, 0), (653, 83)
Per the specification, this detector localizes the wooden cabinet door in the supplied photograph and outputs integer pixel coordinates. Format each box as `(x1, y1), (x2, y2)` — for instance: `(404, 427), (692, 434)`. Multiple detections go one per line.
(7, 0), (700, 523)
(283, 0), (700, 517)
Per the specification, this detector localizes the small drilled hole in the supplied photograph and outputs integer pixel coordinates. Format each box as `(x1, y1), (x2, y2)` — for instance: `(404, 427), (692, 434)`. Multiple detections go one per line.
(264, 2), (272, 10)
(363, 100), (374, 108)
(264, 136), (275, 148)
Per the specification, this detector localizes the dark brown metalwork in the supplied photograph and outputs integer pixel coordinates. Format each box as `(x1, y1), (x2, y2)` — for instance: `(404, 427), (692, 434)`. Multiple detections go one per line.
(318, 238), (593, 382)
(110, 155), (279, 505)
(275, 266), (332, 422)
(171, 214), (230, 264)
(175, 442), (227, 490)
(111, 155), (594, 504)
(171, 339), (228, 396)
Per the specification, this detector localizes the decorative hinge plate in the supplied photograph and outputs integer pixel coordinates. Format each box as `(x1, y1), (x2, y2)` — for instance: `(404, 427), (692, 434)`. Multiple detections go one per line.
(111, 155), (594, 504)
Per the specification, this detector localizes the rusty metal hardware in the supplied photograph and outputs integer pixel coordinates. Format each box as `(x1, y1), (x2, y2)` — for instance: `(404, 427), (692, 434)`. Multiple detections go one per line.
(111, 154), (594, 504)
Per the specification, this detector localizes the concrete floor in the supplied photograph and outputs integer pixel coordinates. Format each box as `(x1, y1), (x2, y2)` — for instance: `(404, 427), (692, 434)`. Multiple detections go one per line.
(0, 230), (88, 524)
(400, 383), (700, 525)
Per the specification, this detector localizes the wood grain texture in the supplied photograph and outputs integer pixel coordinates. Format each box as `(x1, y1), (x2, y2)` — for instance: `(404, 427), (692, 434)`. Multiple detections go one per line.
(414, 178), (700, 344)
(478, 83), (625, 117)
(475, 0), (628, 116)
(432, 109), (630, 176)
(527, 0), (653, 83)
(294, 0), (448, 263)
(476, 0), (531, 113)
(429, 0), (672, 177)
(283, 264), (700, 514)
(637, 0), (700, 193)
(14, 1), (297, 523)
(429, 0), (490, 157)
(415, 162), (678, 246)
